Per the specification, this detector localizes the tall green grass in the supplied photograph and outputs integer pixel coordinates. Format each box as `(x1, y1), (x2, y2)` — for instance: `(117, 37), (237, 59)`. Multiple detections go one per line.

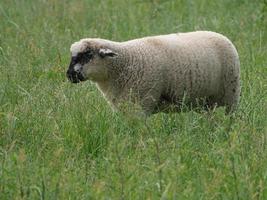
(0, 0), (266, 199)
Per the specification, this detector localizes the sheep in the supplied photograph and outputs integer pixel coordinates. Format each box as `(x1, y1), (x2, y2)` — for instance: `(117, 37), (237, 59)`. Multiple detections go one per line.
(66, 31), (240, 115)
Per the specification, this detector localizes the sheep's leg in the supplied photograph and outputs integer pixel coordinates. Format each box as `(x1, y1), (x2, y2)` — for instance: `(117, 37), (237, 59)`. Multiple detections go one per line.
(223, 85), (240, 114)
(114, 89), (159, 116)
(221, 68), (240, 114)
(133, 89), (162, 116)
(140, 96), (160, 115)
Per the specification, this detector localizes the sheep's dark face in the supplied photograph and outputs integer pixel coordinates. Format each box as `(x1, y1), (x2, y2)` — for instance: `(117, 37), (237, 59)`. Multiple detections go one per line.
(67, 50), (93, 83)
(67, 39), (118, 83)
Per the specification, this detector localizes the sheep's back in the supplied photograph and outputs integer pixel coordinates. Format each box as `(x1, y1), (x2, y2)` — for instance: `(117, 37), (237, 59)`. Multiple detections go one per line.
(123, 32), (235, 99)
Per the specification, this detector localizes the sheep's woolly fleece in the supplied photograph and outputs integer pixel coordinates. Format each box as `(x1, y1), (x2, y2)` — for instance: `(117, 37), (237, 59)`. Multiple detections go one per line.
(67, 31), (240, 115)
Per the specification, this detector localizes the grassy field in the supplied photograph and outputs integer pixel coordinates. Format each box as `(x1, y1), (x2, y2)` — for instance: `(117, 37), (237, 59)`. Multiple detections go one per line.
(0, 0), (266, 199)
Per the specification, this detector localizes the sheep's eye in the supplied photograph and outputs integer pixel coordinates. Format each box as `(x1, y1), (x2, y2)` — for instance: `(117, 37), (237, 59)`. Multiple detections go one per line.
(77, 51), (93, 64)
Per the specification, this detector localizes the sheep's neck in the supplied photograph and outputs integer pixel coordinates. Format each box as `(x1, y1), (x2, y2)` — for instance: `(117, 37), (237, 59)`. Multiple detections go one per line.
(96, 42), (147, 105)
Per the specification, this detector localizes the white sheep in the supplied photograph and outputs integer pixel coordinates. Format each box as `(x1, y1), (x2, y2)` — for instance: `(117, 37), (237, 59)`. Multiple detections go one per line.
(67, 31), (240, 115)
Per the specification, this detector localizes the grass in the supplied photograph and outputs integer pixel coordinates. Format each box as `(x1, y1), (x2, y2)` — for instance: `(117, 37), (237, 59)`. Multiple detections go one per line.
(0, 0), (266, 199)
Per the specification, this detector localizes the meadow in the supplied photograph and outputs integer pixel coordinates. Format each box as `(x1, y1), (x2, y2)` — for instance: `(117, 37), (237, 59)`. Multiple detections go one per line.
(0, 0), (266, 199)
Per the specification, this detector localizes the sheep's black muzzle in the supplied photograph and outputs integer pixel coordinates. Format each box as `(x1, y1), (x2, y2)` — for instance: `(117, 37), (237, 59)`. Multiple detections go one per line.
(67, 69), (85, 83)
(66, 59), (86, 83)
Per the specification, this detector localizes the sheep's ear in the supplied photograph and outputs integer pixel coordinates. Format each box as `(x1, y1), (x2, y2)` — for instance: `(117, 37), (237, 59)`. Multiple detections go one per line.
(99, 48), (118, 58)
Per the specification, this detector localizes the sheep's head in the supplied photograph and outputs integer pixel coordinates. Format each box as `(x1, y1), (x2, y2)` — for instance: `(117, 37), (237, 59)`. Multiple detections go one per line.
(67, 39), (118, 83)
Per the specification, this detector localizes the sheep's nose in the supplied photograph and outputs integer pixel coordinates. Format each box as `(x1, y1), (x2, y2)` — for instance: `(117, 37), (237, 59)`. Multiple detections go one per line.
(66, 68), (80, 83)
